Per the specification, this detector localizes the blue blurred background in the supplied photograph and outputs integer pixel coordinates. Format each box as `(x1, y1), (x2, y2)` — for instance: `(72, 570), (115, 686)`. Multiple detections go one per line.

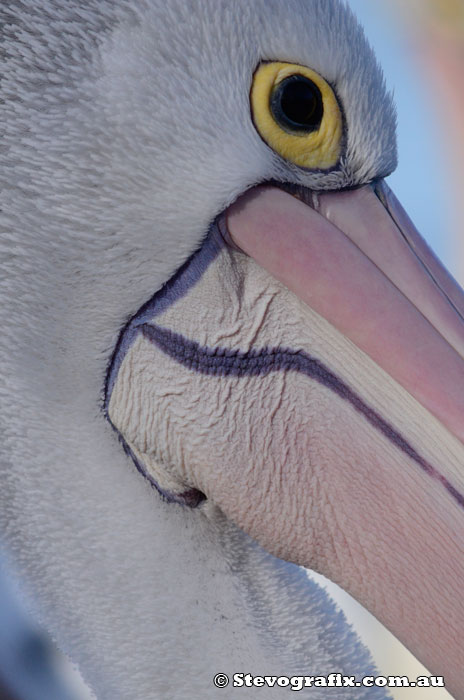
(351, 0), (463, 280)
(1, 1), (462, 698)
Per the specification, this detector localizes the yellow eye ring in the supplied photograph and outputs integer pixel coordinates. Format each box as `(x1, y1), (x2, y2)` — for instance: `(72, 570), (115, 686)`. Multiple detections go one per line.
(250, 62), (342, 169)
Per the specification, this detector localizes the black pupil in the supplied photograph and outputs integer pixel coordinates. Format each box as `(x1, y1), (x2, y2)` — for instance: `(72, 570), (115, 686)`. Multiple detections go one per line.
(270, 75), (323, 133)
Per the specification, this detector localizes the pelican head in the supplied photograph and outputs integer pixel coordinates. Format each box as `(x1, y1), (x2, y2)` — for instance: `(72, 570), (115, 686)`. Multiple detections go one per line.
(1, 1), (463, 698)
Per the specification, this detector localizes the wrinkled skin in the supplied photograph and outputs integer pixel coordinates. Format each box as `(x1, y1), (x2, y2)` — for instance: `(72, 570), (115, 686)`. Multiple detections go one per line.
(109, 192), (464, 696)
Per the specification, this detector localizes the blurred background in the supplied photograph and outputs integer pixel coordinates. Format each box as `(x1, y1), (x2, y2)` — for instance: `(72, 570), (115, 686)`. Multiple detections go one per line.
(0, 1), (463, 698)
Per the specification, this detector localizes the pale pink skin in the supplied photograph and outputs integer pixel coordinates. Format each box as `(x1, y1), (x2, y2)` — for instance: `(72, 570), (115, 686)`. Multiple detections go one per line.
(224, 185), (464, 698)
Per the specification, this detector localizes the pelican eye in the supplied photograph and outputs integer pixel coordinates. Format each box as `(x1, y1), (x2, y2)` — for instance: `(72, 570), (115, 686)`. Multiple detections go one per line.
(251, 61), (342, 169)
(270, 75), (323, 133)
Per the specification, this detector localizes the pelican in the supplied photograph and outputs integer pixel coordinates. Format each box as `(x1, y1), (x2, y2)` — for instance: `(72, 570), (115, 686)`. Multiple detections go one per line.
(1, 1), (464, 698)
